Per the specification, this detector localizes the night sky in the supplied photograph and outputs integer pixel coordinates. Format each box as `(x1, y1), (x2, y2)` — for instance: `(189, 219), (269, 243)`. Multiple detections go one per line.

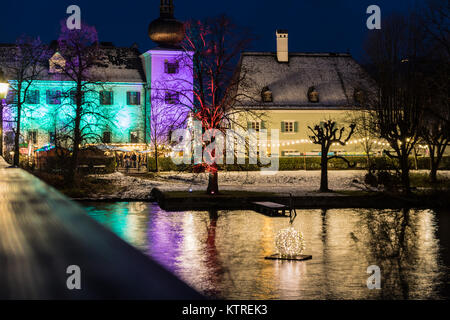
(1, 0), (422, 61)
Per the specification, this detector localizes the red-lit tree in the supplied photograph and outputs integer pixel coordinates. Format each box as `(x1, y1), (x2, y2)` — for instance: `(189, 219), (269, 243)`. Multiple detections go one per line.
(180, 15), (256, 195)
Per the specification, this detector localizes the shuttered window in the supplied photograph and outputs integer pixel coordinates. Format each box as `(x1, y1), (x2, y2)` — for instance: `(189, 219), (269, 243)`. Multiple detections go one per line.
(127, 92), (141, 105)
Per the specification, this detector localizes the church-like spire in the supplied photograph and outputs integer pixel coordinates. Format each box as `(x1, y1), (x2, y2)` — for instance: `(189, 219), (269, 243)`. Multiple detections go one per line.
(160, 0), (174, 19)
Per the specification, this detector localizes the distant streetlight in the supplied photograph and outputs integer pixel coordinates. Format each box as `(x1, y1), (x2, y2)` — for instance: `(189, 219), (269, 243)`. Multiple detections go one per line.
(0, 69), (10, 157)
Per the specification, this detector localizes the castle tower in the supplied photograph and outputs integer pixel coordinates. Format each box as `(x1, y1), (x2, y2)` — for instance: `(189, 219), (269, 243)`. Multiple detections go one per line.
(141, 0), (193, 145)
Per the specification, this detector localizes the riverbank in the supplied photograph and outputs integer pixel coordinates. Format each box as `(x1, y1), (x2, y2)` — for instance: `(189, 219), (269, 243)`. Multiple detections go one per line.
(58, 169), (450, 209)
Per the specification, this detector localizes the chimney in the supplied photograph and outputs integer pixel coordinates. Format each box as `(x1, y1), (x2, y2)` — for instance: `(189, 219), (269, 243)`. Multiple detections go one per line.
(276, 30), (288, 63)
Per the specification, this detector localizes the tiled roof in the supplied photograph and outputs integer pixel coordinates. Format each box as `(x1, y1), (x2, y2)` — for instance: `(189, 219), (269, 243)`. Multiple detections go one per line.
(0, 43), (146, 83)
(236, 52), (375, 109)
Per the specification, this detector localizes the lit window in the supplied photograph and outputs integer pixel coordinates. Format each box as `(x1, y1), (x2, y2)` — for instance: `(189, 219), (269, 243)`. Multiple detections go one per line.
(130, 131), (140, 143)
(250, 121), (261, 132)
(46, 90), (61, 105)
(284, 121), (294, 133)
(164, 60), (179, 74)
(26, 90), (40, 104)
(127, 92), (141, 105)
(100, 91), (114, 105)
(49, 52), (65, 73)
(27, 130), (38, 144)
(49, 132), (56, 144)
(70, 90), (85, 105)
(102, 132), (112, 143)
(164, 92), (180, 104)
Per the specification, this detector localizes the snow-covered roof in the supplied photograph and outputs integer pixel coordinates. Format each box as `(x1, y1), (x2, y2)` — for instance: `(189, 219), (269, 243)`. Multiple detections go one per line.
(236, 52), (375, 109)
(0, 43), (146, 83)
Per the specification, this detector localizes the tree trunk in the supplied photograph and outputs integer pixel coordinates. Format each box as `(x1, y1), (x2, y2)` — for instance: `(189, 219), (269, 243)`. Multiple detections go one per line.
(400, 154), (411, 195)
(320, 145), (329, 192)
(67, 89), (82, 184)
(207, 165), (219, 195)
(13, 103), (22, 167)
(430, 160), (438, 183)
(154, 145), (159, 173)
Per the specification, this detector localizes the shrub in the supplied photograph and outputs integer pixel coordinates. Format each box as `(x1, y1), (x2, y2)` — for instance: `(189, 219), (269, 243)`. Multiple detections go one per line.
(146, 156), (450, 172)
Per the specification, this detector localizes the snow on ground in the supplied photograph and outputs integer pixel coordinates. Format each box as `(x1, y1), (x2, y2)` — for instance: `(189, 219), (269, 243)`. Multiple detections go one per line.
(88, 170), (450, 200)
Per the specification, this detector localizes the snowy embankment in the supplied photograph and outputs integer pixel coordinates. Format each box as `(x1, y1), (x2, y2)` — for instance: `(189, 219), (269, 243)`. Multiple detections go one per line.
(86, 170), (450, 200)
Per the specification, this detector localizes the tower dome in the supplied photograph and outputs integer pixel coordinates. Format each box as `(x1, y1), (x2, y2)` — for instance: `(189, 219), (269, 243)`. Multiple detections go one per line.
(148, 0), (185, 46)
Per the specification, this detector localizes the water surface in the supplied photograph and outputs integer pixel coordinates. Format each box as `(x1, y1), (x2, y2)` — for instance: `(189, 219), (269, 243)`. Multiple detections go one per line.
(83, 202), (450, 299)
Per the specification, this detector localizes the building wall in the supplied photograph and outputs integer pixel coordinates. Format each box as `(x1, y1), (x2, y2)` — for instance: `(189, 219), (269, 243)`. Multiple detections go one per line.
(3, 80), (146, 149)
(238, 109), (371, 156)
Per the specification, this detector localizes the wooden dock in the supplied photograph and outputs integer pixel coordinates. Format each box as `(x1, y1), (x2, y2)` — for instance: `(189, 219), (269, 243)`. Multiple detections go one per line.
(252, 201), (290, 217)
(0, 157), (202, 299)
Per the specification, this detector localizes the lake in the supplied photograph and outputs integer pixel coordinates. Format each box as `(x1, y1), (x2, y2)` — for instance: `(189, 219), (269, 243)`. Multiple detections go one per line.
(83, 202), (450, 300)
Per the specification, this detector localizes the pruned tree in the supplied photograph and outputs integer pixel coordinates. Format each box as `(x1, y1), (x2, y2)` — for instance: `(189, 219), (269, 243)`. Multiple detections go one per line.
(308, 120), (355, 192)
(2, 36), (48, 166)
(364, 13), (428, 194)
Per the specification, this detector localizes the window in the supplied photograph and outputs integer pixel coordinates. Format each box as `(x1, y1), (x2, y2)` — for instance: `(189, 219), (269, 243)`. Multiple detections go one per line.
(130, 131), (140, 143)
(250, 121), (261, 132)
(102, 131), (112, 143)
(307, 86), (319, 103)
(164, 92), (179, 104)
(127, 91), (141, 105)
(5, 131), (14, 145)
(49, 132), (56, 144)
(49, 52), (65, 73)
(70, 90), (85, 105)
(46, 90), (61, 105)
(261, 87), (273, 102)
(164, 60), (179, 74)
(6, 89), (18, 105)
(26, 90), (40, 104)
(281, 121), (298, 133)
(27, 130), (38, 144)
(100, 91), (114, 105)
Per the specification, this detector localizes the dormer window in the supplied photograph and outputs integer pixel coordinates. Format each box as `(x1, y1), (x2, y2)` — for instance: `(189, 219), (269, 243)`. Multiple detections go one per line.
(308, 86), (319, 103)
(49, 52), (65, 73)
(354, 88), (366, 105)
(261, 86), (273, 102)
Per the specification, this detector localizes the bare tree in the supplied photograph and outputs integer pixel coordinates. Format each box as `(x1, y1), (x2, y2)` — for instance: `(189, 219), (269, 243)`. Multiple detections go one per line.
(147, 82), (189, 172)
(2, 36), (48, 166)
(364, 14), (428, 194)
(308, 120), (355, 192)
(55, 22), (109, 183)
(420, 0), (450, 182)
(172, 15), (256, 194)
(348, 109), (379, 169)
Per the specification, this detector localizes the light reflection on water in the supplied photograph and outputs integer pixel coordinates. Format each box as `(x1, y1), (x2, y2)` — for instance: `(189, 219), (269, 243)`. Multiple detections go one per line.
(83, 202), (450, 300)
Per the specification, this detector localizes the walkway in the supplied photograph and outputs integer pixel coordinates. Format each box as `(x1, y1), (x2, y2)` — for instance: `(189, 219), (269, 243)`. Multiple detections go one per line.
(0, 157), (202, 299)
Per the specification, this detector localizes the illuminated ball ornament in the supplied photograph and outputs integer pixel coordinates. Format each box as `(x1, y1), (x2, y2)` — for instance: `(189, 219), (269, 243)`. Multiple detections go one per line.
(275, 227), (306, 257)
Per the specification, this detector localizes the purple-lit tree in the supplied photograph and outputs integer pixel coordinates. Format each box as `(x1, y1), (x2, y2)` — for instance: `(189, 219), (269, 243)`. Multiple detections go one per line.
(179, 15), (257, 195)
(147, 83), (189, 172)
(2, 36), (49, 166)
